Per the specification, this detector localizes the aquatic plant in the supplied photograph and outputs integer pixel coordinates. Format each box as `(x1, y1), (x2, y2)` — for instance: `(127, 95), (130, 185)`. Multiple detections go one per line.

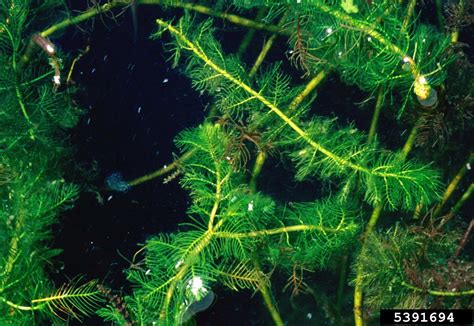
(1, 1), (472, 326)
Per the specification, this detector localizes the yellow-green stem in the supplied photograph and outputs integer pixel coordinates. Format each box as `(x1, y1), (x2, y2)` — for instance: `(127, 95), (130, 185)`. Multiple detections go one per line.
(367, 87), (385, 144)
(142, 1), (284, 35)
(354, 103), (420, 325)
(401, 0), (417, 32)
(216, 223), (356, 239)
(400, 281), (474, 296)
(289, 70), (327, 111)
(259, 280), (284, 326)
(353, 203), (382, 326)
(158, 19), (397, 180)
(250, 150), (266, 194)
(401, 122), (419, 159)
(438, 182), (474, 230)
(0, 297), (42, 311)
(433, 153), (473, 218)
(237, 8), (267, 57)
(127, 150), (193, 186)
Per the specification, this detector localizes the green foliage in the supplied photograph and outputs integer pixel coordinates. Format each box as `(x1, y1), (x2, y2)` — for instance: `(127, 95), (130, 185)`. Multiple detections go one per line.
(31, 279), (104, 321)
(124, 124), (359, 324)
(230, 0), (454, 117)
(2, 1), (471, 325)
(156, 15), (443, 211)
(0, 1), (100, 324)
(353, 224), (470, 311)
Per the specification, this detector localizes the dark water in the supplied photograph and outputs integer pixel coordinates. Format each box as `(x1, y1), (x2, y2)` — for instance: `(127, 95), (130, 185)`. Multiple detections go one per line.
(49, 2), (473, 326)
(51, 5), (276, 325)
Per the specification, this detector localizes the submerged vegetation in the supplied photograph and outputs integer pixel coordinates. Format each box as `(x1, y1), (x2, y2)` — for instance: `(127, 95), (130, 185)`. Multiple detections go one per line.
(1, 0), (472, 325)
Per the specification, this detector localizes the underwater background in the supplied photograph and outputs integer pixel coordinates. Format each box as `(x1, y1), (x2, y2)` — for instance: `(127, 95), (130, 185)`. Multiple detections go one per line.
(0, 1), (473, 325)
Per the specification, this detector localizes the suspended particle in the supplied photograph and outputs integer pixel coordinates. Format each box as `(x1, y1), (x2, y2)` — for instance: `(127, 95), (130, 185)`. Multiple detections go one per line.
(248, 200), (254, 212)
(162, 78), (169, 83)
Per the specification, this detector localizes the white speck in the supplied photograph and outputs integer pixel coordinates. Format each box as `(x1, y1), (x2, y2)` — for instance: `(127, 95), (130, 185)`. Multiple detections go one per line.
(163, 165), (167, 169)
(187, 276), (205, 297)
(107, 195), (113, 201)
(199, 90), (205, 96)
(326, 27), (333, 34)
(175, 259), (183, 269)
(288, 50), (294, 54)
(422, 38), (426, 43)
(103, 55), (108, 61)
(162, 78), (169, 83)
(367, 36), (372, 41)
(467, 163), (471, 170)
(400, 129), (407, 136)
(216, 87), (221, 92)
(297, 0), (301, 3)
(403, 56), (410, 63)
(145, 269), (151, 275)
(80, 71), (83, 75)
(53, 75), (61, 85)
(338, 51), (343, 57)
(306, 313), (312, 320)
(87, 118), (91, 125)
(90, 241), (94, 245)
(248, 201), (254, 212)
(91, 68), (96, 74)
(46, 44), (55, 54)
(137, 106), (142, 113)
(418, 75), (427, 84)
(226, 156), (231, 161)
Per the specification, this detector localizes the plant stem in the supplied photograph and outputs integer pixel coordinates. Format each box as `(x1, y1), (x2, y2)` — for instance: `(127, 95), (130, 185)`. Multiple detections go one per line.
(249, 150), (266, 194)
(216, 223), (356, 239)
(127, 150), (193, 186)
(354, 109), (420, 325)
(237, 8), (267, 57)
(400, 281), (474, 296)
(402, 0), (417, 32)
(252, 260), (284, 326)
(401, 121), (419, 158)
(367, 87), (385, 144)
(0, 297), (42, 311)
(353, 203), (382, 326)
(433, 153), (473, 218)
(158, 18), (413, 181)
(142, 0), (285, 35)
(289, 70), (327, 111)
(454, 219), (473, 258)
(259, 280), (284, 326)
(435, 0), (445, 31)
(41, 1), (126, 37)
(335, 254), (348, 321)
(450, 0), (466, 42)
(437, 182), (474, 230)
